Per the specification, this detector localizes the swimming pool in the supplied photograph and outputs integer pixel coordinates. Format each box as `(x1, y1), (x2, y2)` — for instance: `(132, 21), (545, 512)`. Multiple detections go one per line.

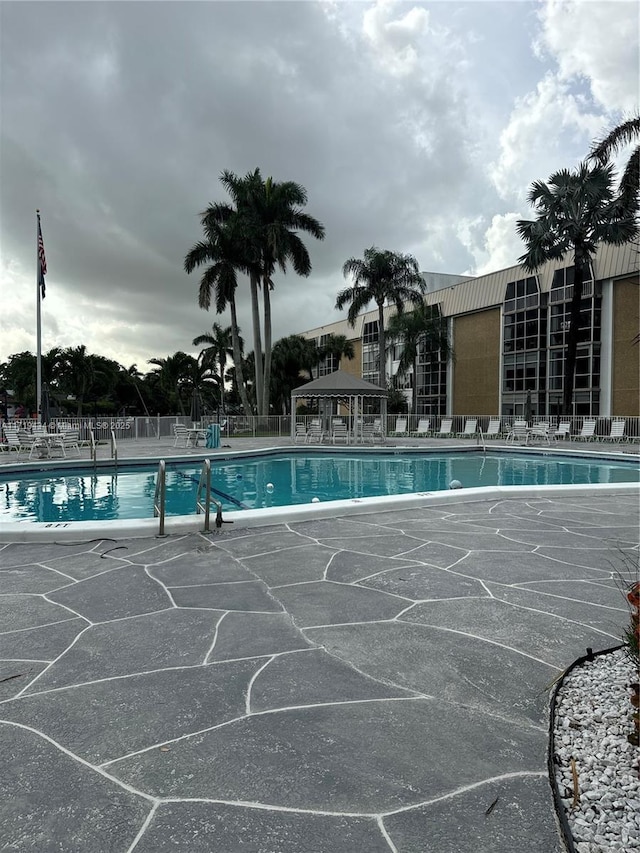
(1, 450), (637, 524)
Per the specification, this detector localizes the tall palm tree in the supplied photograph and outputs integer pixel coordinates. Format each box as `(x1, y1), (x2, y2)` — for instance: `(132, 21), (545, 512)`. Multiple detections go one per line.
(516, 161), (638, 415)
(184, 212), (253, 416)
(200, 169), (325, 416)
(589, 113), (639, 214)
(387, 303), (452, 413)
(335, 247), (426, 386)
(193, 322), (236, 414)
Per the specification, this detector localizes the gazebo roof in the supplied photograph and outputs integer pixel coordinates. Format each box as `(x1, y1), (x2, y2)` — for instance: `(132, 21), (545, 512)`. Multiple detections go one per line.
(291, 370), (387, 398)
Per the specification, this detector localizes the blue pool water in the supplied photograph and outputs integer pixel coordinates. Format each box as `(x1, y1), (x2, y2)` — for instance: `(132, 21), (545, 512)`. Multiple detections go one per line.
(0, 451), (637, 523)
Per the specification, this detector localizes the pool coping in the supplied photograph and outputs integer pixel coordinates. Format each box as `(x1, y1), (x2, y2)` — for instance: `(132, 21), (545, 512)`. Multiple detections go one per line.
(1, 444), (638, 542)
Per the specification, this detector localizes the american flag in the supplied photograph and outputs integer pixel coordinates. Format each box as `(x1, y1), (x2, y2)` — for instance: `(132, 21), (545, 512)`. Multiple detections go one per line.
(37, 214), (47, 299)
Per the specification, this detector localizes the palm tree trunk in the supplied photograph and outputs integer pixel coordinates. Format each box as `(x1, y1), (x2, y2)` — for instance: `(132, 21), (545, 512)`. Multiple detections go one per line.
(261, 280), (272, 416)
(249, 271), (264, 414)
(218, 354), (225, 414)
(562, 254), (584, 416)
(412, 355), (418, 414)
(377, 302), (386, 388)
(229, 296), (253, 417)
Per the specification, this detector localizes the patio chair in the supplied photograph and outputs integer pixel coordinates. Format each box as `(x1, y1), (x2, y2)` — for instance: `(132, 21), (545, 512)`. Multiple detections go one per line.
(526, 422), (551, 445)
(603, 419), (626, 442)
(17, 429), (48, 460)
(435, 418), (453, 438)
(173, 424), (190, 447)
(2, 425), (22, 455)
(410, 418), (430, 437)
(505, 420), (528, 443)
(553, 421), (571, 442)
(576, 419), (597, 441)
(305, 422), (324, 443)
(49, 429), (81, 458)
(484, 418), (501, 439)
(294, 422), (307, 443)
(457, 418), (477, 438)
(331, 421), (349, 444)
(391, 418), (407, 437)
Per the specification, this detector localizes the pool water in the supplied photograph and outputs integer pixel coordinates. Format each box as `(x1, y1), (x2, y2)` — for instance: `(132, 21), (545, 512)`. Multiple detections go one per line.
(0, 451), (637, 523)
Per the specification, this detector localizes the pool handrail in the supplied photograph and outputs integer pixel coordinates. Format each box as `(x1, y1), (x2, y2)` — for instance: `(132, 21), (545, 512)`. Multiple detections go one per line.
(154, 459), (167, 536)
(110, 429), (118, 467)
(196, 458), (232, 533)
(89, 429), (97, 467)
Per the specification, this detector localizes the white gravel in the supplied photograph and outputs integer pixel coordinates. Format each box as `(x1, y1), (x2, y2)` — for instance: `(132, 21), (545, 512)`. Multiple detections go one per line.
(554, 648), (640, 852)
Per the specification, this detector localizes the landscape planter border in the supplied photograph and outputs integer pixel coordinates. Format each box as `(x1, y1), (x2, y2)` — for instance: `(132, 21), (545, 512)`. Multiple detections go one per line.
(548, 643), (624, 853)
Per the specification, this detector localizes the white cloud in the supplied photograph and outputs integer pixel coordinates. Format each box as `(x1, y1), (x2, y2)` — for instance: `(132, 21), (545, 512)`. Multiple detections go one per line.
(362, 1), (431, 76)
(469, 213), (527, 277)
(490, 73), (605, 201)
(536, 0), (639, 113)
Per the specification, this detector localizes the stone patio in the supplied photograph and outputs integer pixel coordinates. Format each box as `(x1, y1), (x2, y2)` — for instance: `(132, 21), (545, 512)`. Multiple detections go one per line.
(1, 488), (637, 851)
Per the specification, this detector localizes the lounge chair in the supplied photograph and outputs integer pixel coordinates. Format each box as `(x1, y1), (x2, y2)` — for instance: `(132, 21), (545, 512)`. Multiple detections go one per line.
(16, 429), (48, 460)
(294, 423), (307, 443)
(331, 421), (349, 444)
(410, 418), (430, 437)
(576, 419), (597, 441)
(457, 418), (477, 438)
(603, 420), (626, 442)
(2, 425), (23, 455)
(391, 418), (407, 437)
(553, 421), (571, 441)
(484, 418), (501, 439)
(305, 423), (324, 443)
(435, 418), (453, 438)
(506, 420), (528, 443)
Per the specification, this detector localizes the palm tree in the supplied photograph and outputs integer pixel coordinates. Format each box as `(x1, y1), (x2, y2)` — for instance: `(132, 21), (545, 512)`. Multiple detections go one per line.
(318, 333), (355, 373)
(193, 322), (236, 414)
(198, 169), (325, 416)
(147, 352), (194, 415)
(516, 161), (638, 415)
(387, 303), (452, 413)
(269, 335), (319, 413)
(184, 212), (253, 417)
(589, 113), (639, 214)
(58, 345), (100, 416)
(335, 247), (426, 386)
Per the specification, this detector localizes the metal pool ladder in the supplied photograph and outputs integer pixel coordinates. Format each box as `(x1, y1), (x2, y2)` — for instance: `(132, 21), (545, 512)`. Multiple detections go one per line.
(154, 460), (167, 536)
(196, 459), (232, 533)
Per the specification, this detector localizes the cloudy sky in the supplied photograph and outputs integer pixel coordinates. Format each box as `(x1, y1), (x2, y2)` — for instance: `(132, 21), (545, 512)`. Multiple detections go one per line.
(1, 0), (637, 373)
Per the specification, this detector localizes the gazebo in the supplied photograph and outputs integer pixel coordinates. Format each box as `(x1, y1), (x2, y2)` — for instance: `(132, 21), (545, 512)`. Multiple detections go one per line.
(290, 370), (388, 441)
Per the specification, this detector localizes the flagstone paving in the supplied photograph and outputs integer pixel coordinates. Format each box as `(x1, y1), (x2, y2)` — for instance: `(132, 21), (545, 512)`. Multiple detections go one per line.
(0, 492), (637, 851)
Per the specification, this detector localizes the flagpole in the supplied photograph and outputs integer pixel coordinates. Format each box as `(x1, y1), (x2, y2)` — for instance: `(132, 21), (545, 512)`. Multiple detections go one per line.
(36, 210), (42, 424)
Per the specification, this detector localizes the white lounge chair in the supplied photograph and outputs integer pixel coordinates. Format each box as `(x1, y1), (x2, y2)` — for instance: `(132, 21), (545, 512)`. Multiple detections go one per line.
(506, 420), (528, 443)
(411, 418), (430, 437)
(604, 420), (626, 442)
(331, 421), (349, 444)
(435, 418), (453, 437)
(576, 419), (597, 441)
(484, 418), (501, 438)
(2, 425), (23, 455)
(391, 418), (407, 437)
(457, 418), (477, 438)
(294, 423), (307, 443)
(305, 423), (324, 443)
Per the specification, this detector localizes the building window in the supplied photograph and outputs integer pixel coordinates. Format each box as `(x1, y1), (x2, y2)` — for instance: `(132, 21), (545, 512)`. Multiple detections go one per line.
(502, 265), (601, 418)
(362, 321), (380, 385)
(414, 306), (448, 416)
(317, 334), (338, 376)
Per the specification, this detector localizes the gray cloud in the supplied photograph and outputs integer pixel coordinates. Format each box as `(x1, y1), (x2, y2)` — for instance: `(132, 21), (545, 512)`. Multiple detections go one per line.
(1, 1), (635, 369)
